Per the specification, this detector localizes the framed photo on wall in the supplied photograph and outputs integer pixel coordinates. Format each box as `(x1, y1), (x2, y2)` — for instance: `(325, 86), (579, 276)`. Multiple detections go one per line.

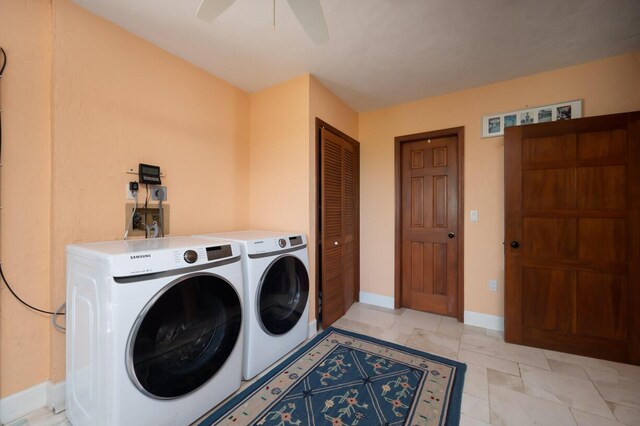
(481, 99), (582, 138)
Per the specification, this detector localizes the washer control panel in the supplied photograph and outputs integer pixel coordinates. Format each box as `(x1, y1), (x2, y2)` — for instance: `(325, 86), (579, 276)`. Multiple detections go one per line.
(183, 249), (198, 264)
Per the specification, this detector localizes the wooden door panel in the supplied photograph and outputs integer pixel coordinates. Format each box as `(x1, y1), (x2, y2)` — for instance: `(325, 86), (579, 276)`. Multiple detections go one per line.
(523, 134), (576, 163)
(409, 241), (425, 292)
(577, 218), (627, 263)
(411, 177), (425, 227)
(433, 176), (448, 228)
(433, 147), (448, 167)
(521, 268), (573, 332)
(505, 111), (640, 365)
(576, 166), (626, 210)
(576, 272), (627, 340)
(577, 130), (627, 159)
(522, 218), (577, 259)
(523, 169), (576, 210)
(433, 242), (448, 295)
(400, 133), (460, 317)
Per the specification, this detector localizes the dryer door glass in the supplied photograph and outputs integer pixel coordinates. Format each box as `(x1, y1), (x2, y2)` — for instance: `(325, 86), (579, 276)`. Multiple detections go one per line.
(128, 274), (241, 399)
(258, 256), (309, 335)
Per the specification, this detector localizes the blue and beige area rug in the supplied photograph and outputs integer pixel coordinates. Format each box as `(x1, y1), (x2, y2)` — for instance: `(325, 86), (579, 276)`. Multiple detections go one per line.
(199, 327), (466, 426)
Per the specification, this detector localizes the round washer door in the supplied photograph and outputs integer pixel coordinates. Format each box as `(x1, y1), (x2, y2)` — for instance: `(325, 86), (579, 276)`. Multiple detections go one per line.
(257, 255), (309, 335)
(127, 273), (241, 399)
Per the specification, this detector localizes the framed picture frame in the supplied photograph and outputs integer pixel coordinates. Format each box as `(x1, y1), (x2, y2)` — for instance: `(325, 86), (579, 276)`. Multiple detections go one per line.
(481, 99), (582, 138)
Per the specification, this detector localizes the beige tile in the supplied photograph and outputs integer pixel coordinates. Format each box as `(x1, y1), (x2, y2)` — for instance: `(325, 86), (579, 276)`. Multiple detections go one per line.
(485, 329), (504, 341)
(489, 384), (576, 426)
(487, 368), (525, 392)
(458, 349), (520, 376)
(405, 328), (459, 359)
(354, 302), (403, 316)
(605, 361), (640, 382)
(437, 316), (464, 338)
(459, 414), (491, 426)
(461, 333), (550, 370)
(520, 365), (615, 419)
(342, 303), (398, 329)
(391, 308), (442, 333)
(462, 324), (487, 336)
(543, 350), (619, 375)
(586, 367), (640, 410)
(548, 358), (590, 380)
(571, 409), (626, 426)
(464, 363), (489, 400)
(606, 402), (640, 426)
(462, 392), (491, 423)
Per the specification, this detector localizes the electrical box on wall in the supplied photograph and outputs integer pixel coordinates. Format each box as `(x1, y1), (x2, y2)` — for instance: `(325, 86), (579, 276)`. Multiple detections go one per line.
(124, 203), (170, 237)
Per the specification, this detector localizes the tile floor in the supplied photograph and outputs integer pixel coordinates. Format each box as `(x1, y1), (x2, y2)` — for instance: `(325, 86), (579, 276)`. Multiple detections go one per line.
(8, 302), (640, 426)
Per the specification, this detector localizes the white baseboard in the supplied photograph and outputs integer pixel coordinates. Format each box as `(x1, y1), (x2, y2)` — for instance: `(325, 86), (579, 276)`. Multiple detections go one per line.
(0, 380), (66, 423)
(47, 380), (66, 414)
(308, 320), (317, 338)
(359, 291), (395, 310)
(464, 310), (504, 331)
(0, 381), (48, 423)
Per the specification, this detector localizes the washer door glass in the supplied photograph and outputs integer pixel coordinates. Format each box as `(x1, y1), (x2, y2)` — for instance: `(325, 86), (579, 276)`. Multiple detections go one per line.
(258, 256), (309, 335)
(128, 274), (241, 399)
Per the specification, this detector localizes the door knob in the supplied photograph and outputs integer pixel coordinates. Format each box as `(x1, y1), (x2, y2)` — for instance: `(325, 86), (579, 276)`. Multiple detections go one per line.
(448, 232), (455, 239)
(510, 241), (520, 249)
(334, 241), (339, 246)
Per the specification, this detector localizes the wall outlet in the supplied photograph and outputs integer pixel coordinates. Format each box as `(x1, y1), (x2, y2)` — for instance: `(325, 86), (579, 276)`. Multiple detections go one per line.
(126, 184), (138, 200)
(470, 210), (479, 222)
(150, 186), (167, 201)
(489, 279), (498, 292)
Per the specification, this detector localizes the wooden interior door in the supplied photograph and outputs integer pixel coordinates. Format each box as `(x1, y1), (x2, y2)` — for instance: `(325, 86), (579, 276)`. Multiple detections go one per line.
(397, 129), (463, 317)
(319, 125), (359, 328)
(505, 112), (640, 364)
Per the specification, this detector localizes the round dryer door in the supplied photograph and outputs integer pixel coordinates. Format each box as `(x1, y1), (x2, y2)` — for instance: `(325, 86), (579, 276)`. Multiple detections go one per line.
(257, 255), (309, 335)
(127, 273), (241, 399)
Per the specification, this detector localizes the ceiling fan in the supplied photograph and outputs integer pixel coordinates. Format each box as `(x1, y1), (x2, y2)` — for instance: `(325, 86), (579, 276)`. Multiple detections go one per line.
(196, 0), (329, 44)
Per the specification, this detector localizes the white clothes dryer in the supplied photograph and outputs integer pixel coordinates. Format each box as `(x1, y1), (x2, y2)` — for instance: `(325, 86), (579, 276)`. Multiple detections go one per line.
(196, 231), (310, 380)
(65, 237), (243, 426)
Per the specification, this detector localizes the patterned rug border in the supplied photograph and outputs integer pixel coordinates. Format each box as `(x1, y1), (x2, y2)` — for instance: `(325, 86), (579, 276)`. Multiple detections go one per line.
(198, 326), (467, 425)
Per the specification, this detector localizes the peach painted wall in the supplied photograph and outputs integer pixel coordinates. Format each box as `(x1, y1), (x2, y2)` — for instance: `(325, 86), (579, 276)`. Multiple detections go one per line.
(0, 0), (53, 398)
(358, 51), (640, 318)
(46, 0), (250, 382)
(249, 75), (310, 233)
(248, 74), (358, 320)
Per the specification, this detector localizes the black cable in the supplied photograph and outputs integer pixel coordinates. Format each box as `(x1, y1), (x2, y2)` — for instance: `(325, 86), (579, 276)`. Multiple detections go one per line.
(0, 49), (64, 319)
(0, 263), (63, 316)
(0, 48), (63, 317)
(0, 47), (6, 76)
(1, 47), (6, 159)
(144, 183), (150, 238)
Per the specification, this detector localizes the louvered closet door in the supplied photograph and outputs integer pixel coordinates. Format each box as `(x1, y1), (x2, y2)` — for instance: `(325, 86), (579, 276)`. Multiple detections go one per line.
(321, 128), (358, 327)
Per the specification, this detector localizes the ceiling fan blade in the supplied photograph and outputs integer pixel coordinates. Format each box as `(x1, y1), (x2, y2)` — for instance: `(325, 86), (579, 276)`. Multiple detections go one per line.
(196, 0), (237, 22)
(286, 0), (329, 44)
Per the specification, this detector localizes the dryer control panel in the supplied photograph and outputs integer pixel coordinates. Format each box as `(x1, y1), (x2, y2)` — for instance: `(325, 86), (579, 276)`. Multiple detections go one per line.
(245, 234), (307, 255)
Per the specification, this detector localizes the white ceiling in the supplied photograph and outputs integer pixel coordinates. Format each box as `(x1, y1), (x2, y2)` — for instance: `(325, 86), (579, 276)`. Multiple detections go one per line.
(70, 0), (640, 112)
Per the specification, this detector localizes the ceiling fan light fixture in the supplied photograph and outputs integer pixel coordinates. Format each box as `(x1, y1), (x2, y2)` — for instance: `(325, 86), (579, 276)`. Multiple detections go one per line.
(196, 0), (236, 22)
(196, 0), (329, 44)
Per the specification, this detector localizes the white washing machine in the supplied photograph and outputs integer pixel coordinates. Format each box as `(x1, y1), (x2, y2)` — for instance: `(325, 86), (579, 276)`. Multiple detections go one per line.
(196, 231), (310, 380)
(65, 237), (244, 426)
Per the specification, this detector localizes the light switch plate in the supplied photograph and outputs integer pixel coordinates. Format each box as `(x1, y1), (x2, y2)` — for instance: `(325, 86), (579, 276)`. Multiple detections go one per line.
(470, 210), (479, 222)
(489, 279), (498, 292)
